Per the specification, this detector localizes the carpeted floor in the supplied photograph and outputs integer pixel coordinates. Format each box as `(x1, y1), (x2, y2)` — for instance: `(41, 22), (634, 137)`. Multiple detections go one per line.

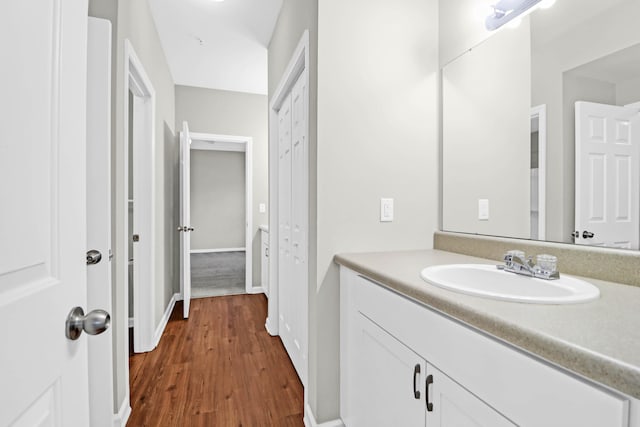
(191, 251), (246, 298)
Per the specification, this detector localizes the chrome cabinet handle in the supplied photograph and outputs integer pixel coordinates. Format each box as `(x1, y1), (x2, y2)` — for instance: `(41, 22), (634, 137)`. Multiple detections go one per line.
(65, 307), (111, 340)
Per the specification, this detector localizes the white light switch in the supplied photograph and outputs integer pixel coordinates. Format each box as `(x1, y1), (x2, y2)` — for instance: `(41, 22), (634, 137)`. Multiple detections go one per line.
(259, 203), (266, 213)
(478, 199), (489, 220)
(380, 198), (394, 222)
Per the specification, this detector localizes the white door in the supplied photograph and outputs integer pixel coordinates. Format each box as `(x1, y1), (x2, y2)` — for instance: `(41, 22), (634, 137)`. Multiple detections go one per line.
(354, 314), (426, 427)
(575, 101), (640, 249)
(278, 91), (294, 368)
(180, 121), (192, 318)
(86, 17), (115, 426)
(0, 1), (91, 426)
(426, 364), (516, 427)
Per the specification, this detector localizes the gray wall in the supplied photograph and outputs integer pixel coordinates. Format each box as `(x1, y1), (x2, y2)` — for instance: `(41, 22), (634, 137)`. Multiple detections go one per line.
(175, 86), (268, 286)
(190, 150), (246, 250)
(90, 0), (177, 412)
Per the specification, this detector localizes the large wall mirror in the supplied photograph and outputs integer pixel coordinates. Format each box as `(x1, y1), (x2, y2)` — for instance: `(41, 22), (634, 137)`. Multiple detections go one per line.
(442, 0), (640, 250)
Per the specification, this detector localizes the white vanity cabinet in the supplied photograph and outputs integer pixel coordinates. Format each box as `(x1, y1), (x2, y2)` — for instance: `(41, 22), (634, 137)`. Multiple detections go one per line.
(340, 267), (631, 427)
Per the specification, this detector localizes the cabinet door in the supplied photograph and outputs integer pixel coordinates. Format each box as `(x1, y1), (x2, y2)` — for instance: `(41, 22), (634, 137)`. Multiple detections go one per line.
(354, 313), (426, 427)
(426, 364), (516, 427)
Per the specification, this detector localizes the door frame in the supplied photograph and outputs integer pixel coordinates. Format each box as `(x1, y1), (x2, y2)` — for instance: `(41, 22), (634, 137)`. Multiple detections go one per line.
(187, 132), (255, 294)
(87, 17), (116, 426)
(266, 30), (309, 360)
(122, 39), (156, 360)
(530, 104), (547, 241)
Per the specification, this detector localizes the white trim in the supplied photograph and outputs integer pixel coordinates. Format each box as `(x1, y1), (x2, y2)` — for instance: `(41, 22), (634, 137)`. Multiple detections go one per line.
(182, 132), (255, 294)
(112, 395), (131, 427)
(624, 101), (640, 110)
(123, 39), (156, 356)
(128, 317), (134, 328)
(247, 286), (265, 295)
(303, 404), (344, 427)
(190, 140), (246, 152)
(190, 247), (246, 254)
(531, 104), (547, 241)
(152, 293), (179, 348)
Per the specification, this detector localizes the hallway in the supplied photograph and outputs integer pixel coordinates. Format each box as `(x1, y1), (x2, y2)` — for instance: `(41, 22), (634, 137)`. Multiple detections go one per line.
(128, 295), (304, 426)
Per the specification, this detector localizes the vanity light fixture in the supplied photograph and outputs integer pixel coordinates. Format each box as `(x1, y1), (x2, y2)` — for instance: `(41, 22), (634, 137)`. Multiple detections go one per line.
(485, 0), (553, 31)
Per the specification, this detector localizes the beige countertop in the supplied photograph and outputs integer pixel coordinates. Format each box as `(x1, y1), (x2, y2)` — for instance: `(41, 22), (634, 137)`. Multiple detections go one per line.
(335, 249), (640, 400)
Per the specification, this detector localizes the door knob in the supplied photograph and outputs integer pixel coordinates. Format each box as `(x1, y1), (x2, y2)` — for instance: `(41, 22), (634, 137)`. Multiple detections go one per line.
(582, 231), (595, 239)
(177, 226), (185, 232)
(187, 227), (194, 232)
(65, 307), (111, 340)
(86, 249), (102, 265)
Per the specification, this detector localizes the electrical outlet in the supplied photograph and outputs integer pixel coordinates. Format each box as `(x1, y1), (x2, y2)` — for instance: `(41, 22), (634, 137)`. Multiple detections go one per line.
(478, 199), (489, 220)
(259, 203), (266, 214)
(380, 198), (394, 222)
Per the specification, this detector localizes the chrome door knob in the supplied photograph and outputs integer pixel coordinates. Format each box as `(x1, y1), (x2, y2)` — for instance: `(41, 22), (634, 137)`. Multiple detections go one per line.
(86, 249), (102, 265)
(65, 307), (111, 340)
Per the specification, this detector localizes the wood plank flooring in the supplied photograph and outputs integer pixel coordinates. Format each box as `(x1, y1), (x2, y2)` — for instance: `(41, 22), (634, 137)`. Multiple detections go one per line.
(128, 295), (304, 426)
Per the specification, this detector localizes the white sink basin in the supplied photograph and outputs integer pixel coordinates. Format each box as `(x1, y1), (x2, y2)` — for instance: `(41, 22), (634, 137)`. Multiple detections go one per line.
(420, 264), (600, 304)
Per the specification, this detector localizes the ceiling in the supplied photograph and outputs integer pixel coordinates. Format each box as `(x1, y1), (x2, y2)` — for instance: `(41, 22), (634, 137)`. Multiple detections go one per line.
(149, 0), (283, 95)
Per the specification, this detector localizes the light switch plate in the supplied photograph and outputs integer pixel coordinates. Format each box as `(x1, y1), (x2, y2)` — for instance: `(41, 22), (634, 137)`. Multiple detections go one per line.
(380, 198), (394, 222)
(478, 199), (489, 220)
(259, 203), (266, 213)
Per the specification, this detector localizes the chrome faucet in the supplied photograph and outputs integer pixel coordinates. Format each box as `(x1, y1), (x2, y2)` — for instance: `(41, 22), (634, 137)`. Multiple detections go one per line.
(498, 252), (560, 280)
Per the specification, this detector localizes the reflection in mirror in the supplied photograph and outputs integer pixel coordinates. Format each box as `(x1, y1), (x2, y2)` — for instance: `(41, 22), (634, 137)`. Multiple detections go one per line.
(442, 0), (640, 250)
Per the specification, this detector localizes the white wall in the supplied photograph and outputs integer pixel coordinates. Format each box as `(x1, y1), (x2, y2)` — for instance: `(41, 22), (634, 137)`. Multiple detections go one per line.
(616, 76), (640, 106)
(442, 20), (531, 238)
(175, 85), (268, 286)
(190, 150), (246, 250)
(314, 0), (440, 421)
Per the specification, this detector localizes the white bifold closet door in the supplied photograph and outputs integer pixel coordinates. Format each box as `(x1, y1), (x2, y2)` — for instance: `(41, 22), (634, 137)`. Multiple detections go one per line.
(278, 71), (308, 385)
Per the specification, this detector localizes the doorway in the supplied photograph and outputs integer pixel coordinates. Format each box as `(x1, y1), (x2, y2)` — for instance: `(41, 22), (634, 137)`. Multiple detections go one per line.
(530, 105), (547, 241)
(122, 39), (156, 360)
(179, 126), (255, 318)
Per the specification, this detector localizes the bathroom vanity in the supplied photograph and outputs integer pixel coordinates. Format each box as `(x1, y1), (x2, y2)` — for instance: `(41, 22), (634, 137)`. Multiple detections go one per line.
(337, 250), (640, 427)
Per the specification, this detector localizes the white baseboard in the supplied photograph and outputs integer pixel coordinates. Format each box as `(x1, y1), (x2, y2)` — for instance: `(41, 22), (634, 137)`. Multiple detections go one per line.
(190, 247), (245, 254)
(113, 395), (131, 427)
(265, 316), (278, 336)
(152, 293), (179, 348)
(247, 286), (265, 295)
(303, 404), (344, 427)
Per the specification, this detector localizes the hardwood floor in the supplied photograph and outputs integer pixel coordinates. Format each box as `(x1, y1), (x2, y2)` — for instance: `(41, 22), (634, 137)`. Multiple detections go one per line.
(128, 294), (304, 426)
